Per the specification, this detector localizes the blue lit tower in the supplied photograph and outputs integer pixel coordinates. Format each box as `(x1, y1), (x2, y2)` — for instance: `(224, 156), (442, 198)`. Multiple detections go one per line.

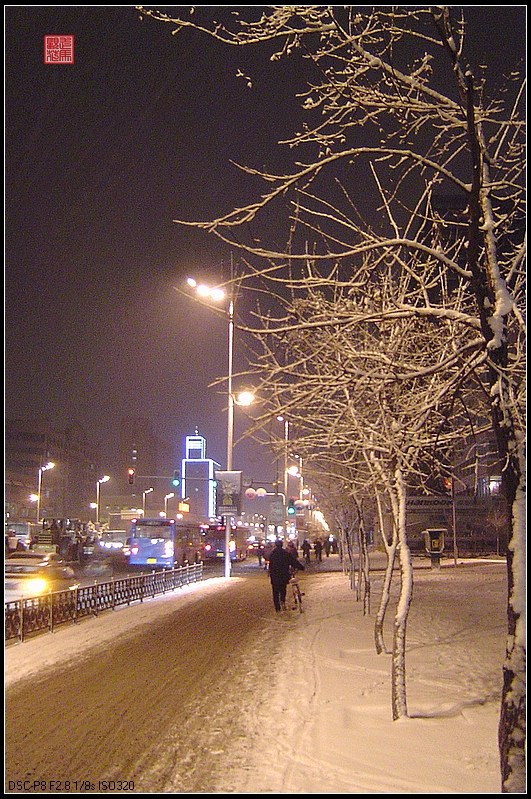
(181, 430), (220, 522)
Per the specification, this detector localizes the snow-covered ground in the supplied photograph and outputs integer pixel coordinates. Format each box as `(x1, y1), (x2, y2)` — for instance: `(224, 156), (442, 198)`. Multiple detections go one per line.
(5, 556), (509, 793)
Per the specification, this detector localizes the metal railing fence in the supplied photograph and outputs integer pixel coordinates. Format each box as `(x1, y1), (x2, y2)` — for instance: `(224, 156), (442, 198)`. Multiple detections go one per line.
(5, 563), (203, 643)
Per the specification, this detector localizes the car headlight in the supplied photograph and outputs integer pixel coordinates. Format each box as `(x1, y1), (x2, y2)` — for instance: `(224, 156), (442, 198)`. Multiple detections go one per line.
(25, 577), (49, 595)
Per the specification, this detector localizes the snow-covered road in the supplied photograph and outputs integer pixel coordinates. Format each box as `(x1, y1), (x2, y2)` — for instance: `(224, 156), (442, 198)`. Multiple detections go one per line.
(5, 572), (289, 793)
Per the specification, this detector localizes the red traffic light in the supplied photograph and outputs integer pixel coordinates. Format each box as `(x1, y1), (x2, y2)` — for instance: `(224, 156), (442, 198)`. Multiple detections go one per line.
(128, 468), (135, 485)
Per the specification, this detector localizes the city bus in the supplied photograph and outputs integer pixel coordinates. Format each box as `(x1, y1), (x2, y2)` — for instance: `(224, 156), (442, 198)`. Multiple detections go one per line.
(128, 518), (202, 568)
(200, 522), (250, 561)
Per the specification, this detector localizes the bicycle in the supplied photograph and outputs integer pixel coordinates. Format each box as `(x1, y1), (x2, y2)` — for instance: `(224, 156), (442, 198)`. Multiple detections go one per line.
(289, 568), (304, 613)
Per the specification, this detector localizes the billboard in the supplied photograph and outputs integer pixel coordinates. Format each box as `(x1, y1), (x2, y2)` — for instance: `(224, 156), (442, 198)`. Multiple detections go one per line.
(215, 471), (243, 515)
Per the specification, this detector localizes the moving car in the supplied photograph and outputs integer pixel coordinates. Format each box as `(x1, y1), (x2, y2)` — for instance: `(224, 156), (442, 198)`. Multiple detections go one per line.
(4, 551), (77, 598)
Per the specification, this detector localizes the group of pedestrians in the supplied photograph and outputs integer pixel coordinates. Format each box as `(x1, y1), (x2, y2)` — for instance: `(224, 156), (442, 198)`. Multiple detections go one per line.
(301, 537), (325, 563)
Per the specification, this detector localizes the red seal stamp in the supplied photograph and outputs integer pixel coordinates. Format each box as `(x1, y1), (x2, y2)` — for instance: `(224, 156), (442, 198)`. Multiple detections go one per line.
(44, 35), (74, 64)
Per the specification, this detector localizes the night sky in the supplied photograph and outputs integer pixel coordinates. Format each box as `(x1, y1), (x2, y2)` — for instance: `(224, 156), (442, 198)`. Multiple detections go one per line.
(5, 6), (526, 480)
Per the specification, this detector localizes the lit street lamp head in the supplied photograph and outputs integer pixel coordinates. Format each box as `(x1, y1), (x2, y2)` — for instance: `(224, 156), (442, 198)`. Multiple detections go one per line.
(235, 390), (255, 407)
(187, 276), (226, 303)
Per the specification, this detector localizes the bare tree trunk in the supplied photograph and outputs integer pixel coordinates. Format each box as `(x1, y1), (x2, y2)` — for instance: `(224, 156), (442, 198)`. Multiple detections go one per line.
(373, 483), (398, 654)
(498, 465), (526, 793)
(357, 513), (371, 616)
(336, 521), (357, 591)
(375, 547), (396, 654)
(391, 469), (413, 720)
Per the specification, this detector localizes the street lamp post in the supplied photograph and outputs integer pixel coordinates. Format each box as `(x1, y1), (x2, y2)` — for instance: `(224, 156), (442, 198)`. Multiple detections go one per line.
(96, 475), (110, 525)
(227, 297), (236, 473)
(185, 272), (236, 579)
(36, 461), (55, 524)
(288, 456), (304, 499)
(186, 275), (235, 473)
(184, 270), (256, 578)
(164, 492), (175, 517)
(143, 487), (154, 516)
(277, 416), (290, 501)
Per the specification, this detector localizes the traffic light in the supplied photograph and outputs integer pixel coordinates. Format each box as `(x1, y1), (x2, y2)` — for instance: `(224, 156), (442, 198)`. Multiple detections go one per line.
(287, 498), (296, 516)
(172, 469), (181, 487)
(443, 477), (454, 498)
(128, 468), (135, 485)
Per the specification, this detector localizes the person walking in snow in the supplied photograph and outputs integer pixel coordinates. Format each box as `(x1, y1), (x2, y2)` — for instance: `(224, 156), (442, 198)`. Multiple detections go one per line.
(268, 539), (304, 612)
(314, 538), (323, 563)
(286, 540), (298, 560)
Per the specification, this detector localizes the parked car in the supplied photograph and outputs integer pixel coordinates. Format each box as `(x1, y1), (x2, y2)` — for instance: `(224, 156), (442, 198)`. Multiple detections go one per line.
(4, 551), (77, 598)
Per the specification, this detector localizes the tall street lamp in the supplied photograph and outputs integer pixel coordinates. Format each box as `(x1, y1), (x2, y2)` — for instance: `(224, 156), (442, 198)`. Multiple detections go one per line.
(143, 487), (154, 516)
(96, 475), (110, 525)
(36, 461), (55, 524)
(276, 416), (290, 500)
(184, 270), (256, 578)
(185, 272), (238, 579)
(288, 456), (304, 499)
(164, 492), (175, 517)
(186, 276), (235, 470)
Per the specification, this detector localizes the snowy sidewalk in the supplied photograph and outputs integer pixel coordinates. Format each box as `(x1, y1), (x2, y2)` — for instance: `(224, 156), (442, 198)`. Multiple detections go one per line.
(226, 559), (507, 794)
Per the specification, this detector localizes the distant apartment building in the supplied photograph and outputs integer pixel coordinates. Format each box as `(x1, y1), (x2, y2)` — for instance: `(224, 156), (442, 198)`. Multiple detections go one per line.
(108, 417), (177, 517)
(5, 419), (100, 523)
(5, 417), (179, 525)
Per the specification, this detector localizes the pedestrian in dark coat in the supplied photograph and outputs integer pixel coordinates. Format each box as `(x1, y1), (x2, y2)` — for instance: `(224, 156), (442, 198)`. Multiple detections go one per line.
(314, 538), (323, 563)
(286, 540), (299, 560)
(268, 539), (304, 612)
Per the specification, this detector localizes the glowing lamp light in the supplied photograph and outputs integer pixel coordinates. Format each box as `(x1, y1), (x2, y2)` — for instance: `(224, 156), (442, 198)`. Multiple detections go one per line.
(255, 488), (267, 498)
(196, 283), (211, 297)
(235, 390), (255, 406)
(245, 488), (257, 499)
